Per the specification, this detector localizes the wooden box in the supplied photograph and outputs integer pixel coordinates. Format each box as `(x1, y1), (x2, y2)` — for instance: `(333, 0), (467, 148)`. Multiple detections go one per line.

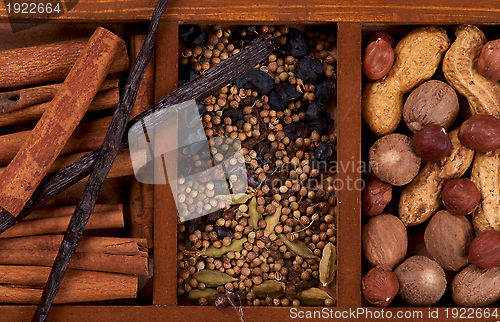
(1, 1), (499, 321)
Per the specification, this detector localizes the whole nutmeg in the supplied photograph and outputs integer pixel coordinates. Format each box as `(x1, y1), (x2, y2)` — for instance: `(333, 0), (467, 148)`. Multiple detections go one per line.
(458, 114), (500, 152)
(362, 38), (394, 80)
(403, 80), (459, 133)
(424, 210), (474, 271)
(362, 214), (408, 268)
(468, 230), (500, 269)
(362, 179), (392, 216)
(412, 125), (452, 162)
(395, 256), (447, 306)
(452, 264), (500, 307)
(369, 133), (421, 186)
(477, 39), (500, 81)
(362, 266), (399, 307)
(442, 178), (481, 216)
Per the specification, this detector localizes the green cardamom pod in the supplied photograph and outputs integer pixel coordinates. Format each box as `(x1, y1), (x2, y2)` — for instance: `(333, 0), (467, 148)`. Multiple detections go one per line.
(252, 280), (286, 298)
(248, 196), (261, 230)
(193, 269), (237, 287)
(319, 242), (337, 287)
(188, 288), (218, 304)
(203, 237), (248, 257)
(298, 287), (332, 306)
(264, 205), (282, 237)
(278, 233), (320, 261)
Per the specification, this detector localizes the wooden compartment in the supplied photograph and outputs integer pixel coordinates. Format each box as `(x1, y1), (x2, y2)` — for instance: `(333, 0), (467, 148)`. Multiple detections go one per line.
(1, 0), (500, 321)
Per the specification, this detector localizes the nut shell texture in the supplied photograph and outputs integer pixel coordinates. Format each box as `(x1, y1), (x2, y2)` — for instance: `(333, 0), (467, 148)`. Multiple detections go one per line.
(395, 256), (446, 306)
(452, 264), (500, 307)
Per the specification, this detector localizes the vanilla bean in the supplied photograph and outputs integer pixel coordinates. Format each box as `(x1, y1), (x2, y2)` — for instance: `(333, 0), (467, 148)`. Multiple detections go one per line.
(30, 1), (169, 320)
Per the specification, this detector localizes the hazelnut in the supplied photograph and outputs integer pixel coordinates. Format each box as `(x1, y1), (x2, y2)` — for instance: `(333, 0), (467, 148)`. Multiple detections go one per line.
(403, 80), (459, 132)
(412, 125), (452, 162)
(477, 39), (500, 81)
(468, 230), (500, 269)
(441, 178), (480, 216)
(367, 31), (396, 48)
(362, 179), (392, 216)
(458, 114), (500, 153)
(362, 266), (399, 307)
(362, 38), (394, 80)
(369, 133), (421, 186)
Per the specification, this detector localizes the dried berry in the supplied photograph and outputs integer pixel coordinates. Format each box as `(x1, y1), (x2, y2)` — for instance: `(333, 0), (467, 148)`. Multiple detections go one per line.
(286, 28), (310, 57)
(246, 169), (260, 189)
(214, 226), (234, 239)
(305, 102), (334, 135)
(234, 69), (274, 96)
(314, 81), (336, 105)
(222, 107), (243, 123)
(312, 143), (337, 172)
(296, 57), (324, 84)
(412, 125), (452, 162)
(269, 83), (302, 111)
(283, 122), (311, 140)
(179, 64), (200, 86)
(180, 25), (206, 47)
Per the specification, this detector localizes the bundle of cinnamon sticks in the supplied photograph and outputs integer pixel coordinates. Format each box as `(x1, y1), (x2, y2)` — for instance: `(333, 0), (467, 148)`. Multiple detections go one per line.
(0, 30), (155, 305)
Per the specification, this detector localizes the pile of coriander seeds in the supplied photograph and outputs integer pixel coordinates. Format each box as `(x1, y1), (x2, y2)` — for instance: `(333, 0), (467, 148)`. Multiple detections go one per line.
(176, 25), (338, 307)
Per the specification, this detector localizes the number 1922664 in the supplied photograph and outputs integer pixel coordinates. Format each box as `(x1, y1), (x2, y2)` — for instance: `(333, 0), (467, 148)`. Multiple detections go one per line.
(6, 3), (61, 14)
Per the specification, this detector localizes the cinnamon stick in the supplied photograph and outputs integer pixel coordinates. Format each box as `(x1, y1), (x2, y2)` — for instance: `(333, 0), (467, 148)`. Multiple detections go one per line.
(0, 116), (111, 166)
(0, 266), (137, 304)
(0, 249), (148, 275)
(0, 210), (124, 238)
(24, 204), (122, 220)
(0, 38), (129, 89)
(0, 235), (147, 256)
(0, 79), (119, 114)
(0, 27), (126, 218)
(0, 87), (119, 127)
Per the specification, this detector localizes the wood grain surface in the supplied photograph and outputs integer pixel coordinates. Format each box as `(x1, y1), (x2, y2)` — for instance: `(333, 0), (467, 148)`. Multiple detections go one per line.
(2, 0), (500, 24)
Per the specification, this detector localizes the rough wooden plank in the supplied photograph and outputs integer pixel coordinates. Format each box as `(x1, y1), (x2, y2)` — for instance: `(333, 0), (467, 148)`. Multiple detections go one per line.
(336, 22), (362, 307)
(3, 0), (500, 24)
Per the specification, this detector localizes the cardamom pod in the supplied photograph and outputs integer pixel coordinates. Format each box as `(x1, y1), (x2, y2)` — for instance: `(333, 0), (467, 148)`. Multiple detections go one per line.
(193, 269), (237, 287)
(319, 242), (337, 287)
(203, 237), (248, 257)
(278, 233), (320, 260)
(298, 287), (333, 306)
(215, 193), (252, 205)
(248, 196), (261, 230)
(188, 288), (218, 304)
(264, 205), (282, 237)
(252, 280), (286, 298)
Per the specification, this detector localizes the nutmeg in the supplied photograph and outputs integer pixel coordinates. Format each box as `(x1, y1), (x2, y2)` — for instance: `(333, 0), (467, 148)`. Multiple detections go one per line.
(395, 256), (447, 306)
(362, 38), (394, 80)
(412, 125), (452, 162)
(458, 114), (500, 153)
(442, 178), (480, 216)
(362, 179), (392, 216)
(362, 214), (408, 268)
(477, 39), (500, 81)
(403, 80), (459, 132)
(362, 266), (399, 307)
(424, 210), (474, 271)
(468, 230), (500, 269)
